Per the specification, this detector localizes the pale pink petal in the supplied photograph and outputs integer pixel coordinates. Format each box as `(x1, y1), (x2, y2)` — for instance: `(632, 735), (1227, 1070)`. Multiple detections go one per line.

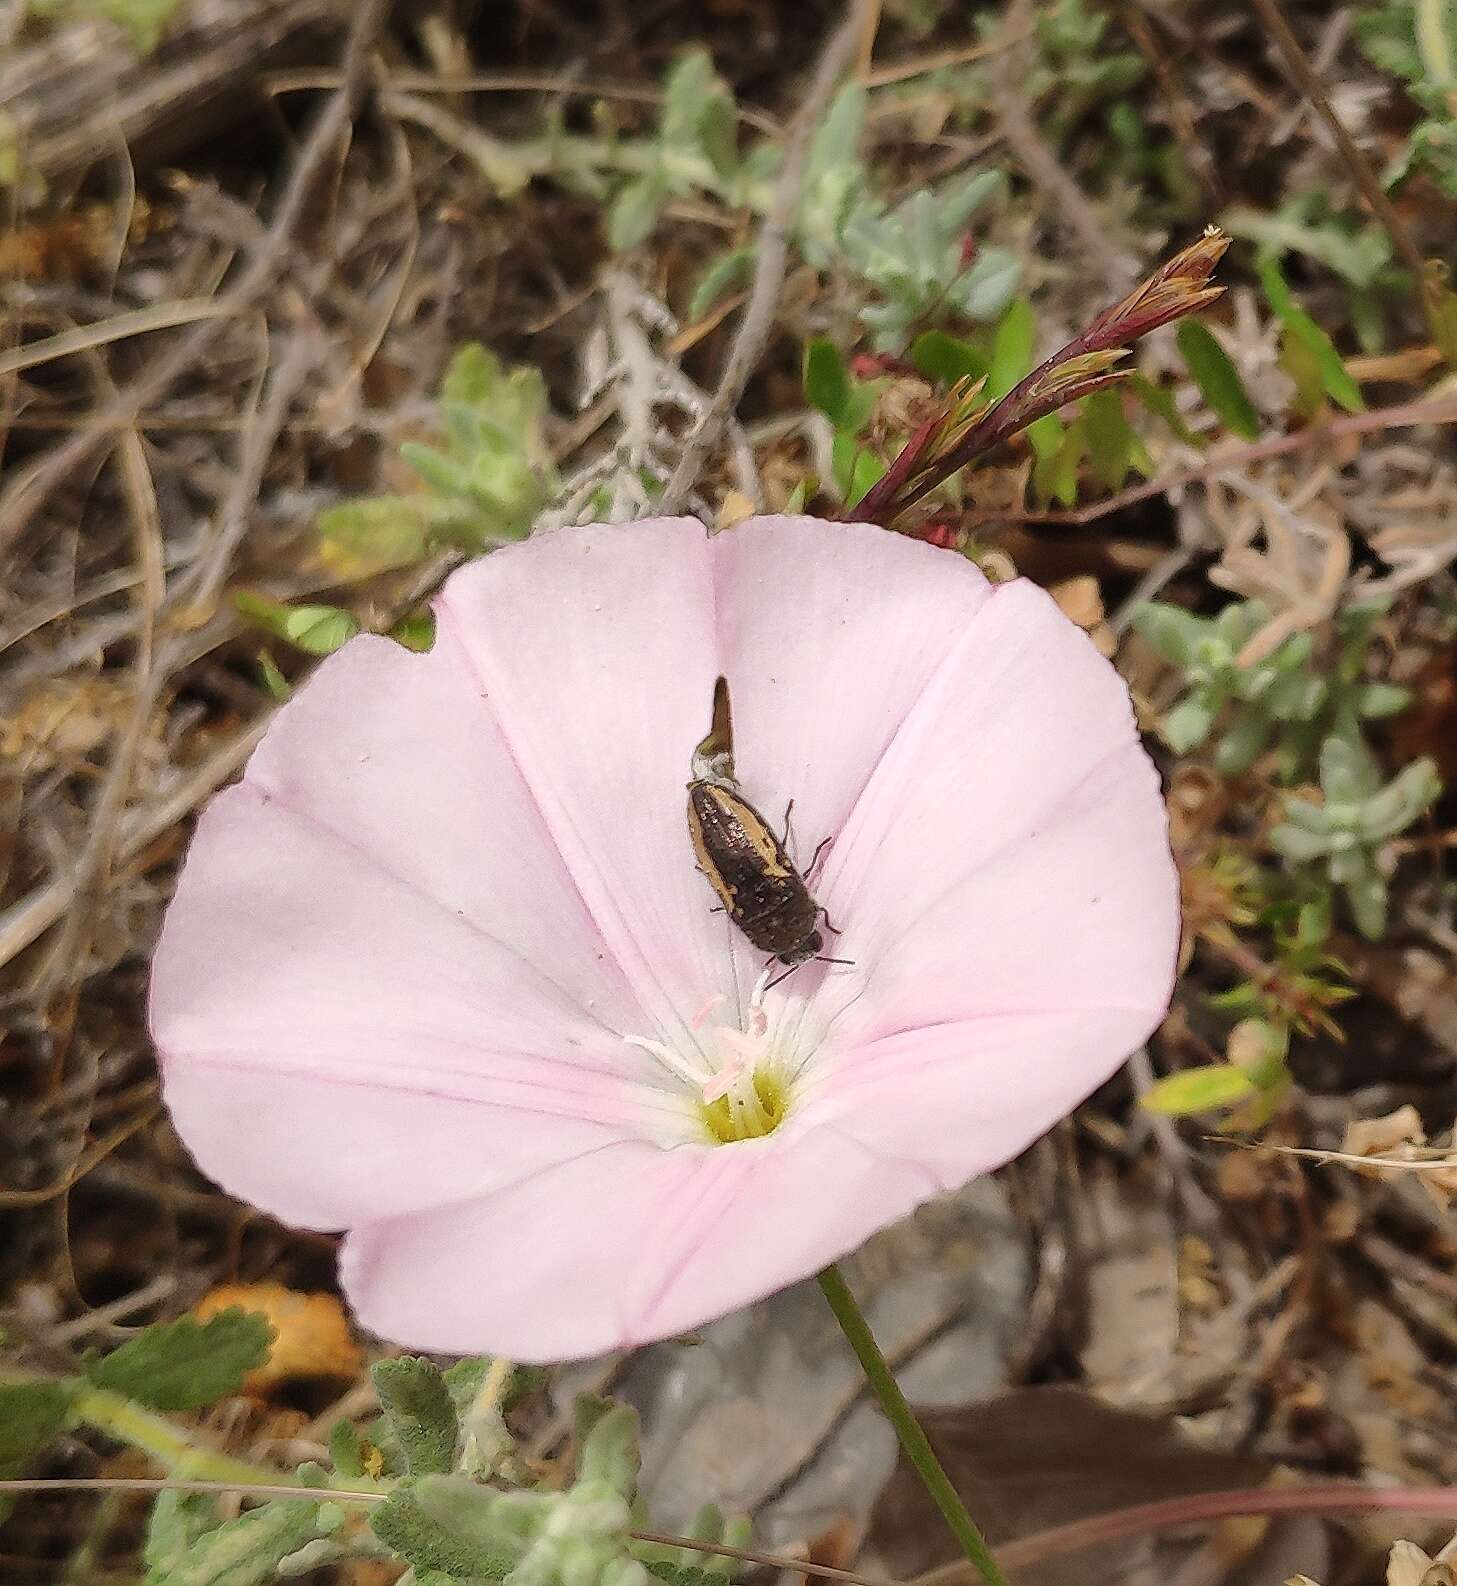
(153, 517), (738, 1226)
(801, 1006), (1164, 1193)
(153, 790), (692, 1226)
(161, 1062), (629, 1231)
(151, 514), (1182, 1361)
(433, 519), (741, 1033)
(340, 1120), (939, 1360)
(708, 518), (994, 882)
(817, 743), (1178, 1048)
(756, 578), (1176, 1029)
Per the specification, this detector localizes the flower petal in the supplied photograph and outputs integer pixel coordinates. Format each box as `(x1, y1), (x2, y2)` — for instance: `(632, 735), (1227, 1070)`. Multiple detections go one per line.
(793, 578), (1176, 1018)
(821, 741), (1178, 1046)
(153, 787), (689, 1227)
(434, 519), (740, 1040)
(708, 518), (994, 877)
(804, 1006), (1161, 1190)
(339, 1120), (939, 1360)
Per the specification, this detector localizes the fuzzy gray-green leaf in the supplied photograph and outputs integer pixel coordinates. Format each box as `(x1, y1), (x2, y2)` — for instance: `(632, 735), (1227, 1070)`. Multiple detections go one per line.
(372, 1356), (459, 1475)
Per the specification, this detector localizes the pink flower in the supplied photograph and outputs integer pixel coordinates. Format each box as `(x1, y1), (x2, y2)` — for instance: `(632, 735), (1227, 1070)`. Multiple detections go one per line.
(150, 516), (1178, 1362)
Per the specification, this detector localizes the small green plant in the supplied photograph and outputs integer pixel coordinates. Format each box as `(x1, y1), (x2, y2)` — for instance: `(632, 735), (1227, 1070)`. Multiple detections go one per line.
(1142, 1016), (1291, 1123)
(233, 342), (553, 668)
(714, 80), (1020, 348)
(1135, 598), (1411, 779)
(1, 1317), (749, 1586)
(318, 342), (557, 580)
(1269, 735), (1441, 939)
(1356, 0), (1457, 197)
(832, 170), (1020, 351)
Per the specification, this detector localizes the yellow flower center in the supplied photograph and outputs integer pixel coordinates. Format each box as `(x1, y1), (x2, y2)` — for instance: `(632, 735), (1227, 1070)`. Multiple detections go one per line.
(620, 972), (793, 1146)
(700, 1067), (788, 1144)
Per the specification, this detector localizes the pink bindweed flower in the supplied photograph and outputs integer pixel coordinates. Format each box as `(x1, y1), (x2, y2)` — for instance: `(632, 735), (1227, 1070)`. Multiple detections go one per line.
(150, 516), (1179, 1362)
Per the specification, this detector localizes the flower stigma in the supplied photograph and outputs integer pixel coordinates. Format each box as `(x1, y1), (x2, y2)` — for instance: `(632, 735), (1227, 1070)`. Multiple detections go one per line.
(621, 969), (790, 1146)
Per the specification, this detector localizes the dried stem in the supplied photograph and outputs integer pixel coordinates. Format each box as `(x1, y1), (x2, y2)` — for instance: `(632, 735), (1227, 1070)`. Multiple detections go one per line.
(853, 230), (1229, 524)
(0, 0), (389, 557)
(961, 392), (1457, 528)
(658, 2), (867, 513)
(1246, 0), (1440, 344)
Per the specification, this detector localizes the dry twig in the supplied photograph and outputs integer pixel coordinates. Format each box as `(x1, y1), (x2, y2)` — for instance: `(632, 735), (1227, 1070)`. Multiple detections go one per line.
(0, 0), (389, 558)
(657, 3), (867, 513)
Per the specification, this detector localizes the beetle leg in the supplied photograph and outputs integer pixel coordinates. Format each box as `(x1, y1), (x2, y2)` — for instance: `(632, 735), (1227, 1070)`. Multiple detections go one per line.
(806, 834), (832, 878)
(777, 797), (796, 849)
(764, 959), (800, 993)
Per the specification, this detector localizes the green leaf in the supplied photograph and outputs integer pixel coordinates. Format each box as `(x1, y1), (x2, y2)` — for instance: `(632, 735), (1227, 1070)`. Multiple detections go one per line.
(1161, 694), (1218, 753)
(0, 1378), (73, 1519)
(372, 1356), (459, 1476)
(1278, 325), (1328, 419)
(234, 593), (361, 657)
(954, 247), (1022, 320)
(1343, 854), (1390, 940)
(578, 1404), (640, 1496)
(1031, 416), (1085, 507)
(1428, 272), (1457, 369)
(389, 610), (437, 653)
(328, 1418), (364, 1479)
(28, 0), (187, 53)
(1214, 710), (1275, 775)
(1269, 821), (1333, 863)
(1130, 373), (1203, 447)
(1176, 320), (1259, 439)
(86, 1310), (272, 1412)
(1320, 730), (1383, 804)
(661, 51), (718, 152)
(1355, 681), (1413, 718)
(399, 441), (470, 499)
(830, 431), (886, 507)
(1133, 601), (1208, 667)
(256, 650), (290, 702)
(143, 1494), (327, 1586)
(1141, 1063), (1259, 1115)
(609, 173), (669, 251)
(143, 1490), (221, 1579)
(1084, 389), (1137, 490)
(688, 249), (753, 319)
(909, 330), (989, 388)
(1258, 257), (1364, 414)
(803, 338), (853, 427)
(370, 1485), (519, 1581)
(317, 496), (430, 580)
(986, 298), (1037, 400)
(646, 1564), (730, 1586)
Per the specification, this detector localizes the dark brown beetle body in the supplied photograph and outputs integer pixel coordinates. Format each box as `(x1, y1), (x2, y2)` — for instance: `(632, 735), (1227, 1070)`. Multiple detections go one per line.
(687, 779), (823, 965)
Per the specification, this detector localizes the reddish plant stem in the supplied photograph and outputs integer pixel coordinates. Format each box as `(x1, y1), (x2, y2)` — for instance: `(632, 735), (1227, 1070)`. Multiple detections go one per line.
(996, 1482), (1457, 1571)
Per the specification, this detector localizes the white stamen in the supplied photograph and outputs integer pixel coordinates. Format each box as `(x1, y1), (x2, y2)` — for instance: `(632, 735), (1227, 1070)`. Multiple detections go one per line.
(619, 966), (790, 1136)
(619, 1032), (713, 1091)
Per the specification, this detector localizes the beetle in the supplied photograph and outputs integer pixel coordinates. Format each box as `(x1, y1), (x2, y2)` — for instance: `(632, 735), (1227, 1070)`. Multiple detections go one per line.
(687, 777), (844, 979)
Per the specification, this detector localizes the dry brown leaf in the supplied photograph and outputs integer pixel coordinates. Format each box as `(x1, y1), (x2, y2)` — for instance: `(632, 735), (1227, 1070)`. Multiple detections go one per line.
(2, 678), (136, 775)
(194, 1282), (364, 1394)
(1342, 1105), (1426, 1159)
(715, 490), (755, 529)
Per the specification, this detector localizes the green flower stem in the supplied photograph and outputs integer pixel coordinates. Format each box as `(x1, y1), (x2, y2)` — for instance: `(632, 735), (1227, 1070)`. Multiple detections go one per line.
(816, 1265), (1008, 1586)
(71, 1383), (305, 1490)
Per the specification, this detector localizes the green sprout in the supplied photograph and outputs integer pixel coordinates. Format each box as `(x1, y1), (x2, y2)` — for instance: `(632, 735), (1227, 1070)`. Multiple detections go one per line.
(1269, 735), (1441, 939)
(1135, 598), (1412, 780)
